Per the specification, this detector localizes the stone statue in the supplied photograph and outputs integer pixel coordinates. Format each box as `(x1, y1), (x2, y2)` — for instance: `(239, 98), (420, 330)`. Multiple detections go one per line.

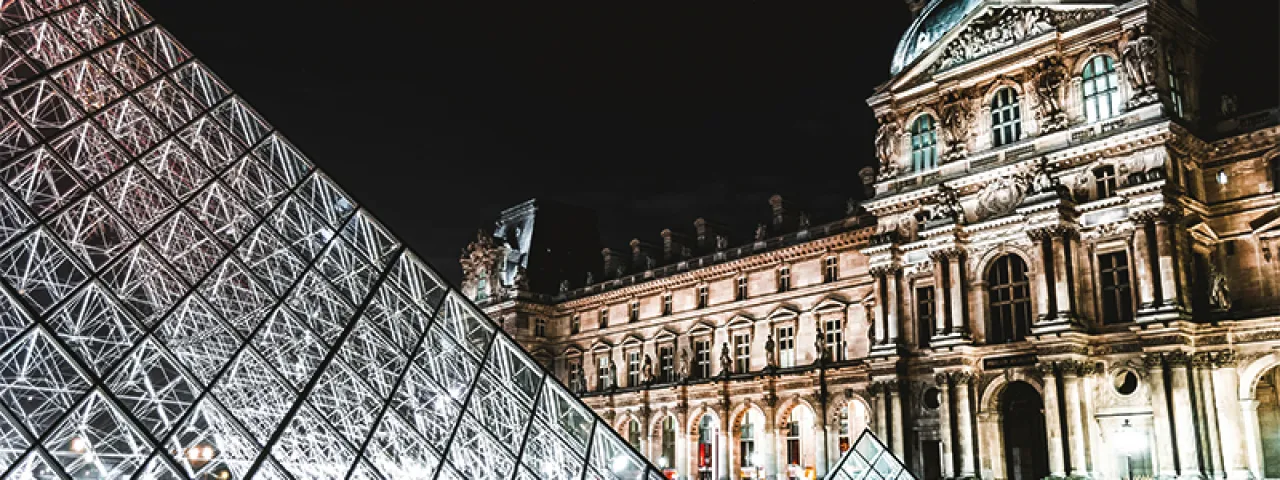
(715, 235), (728, 251)
(559, 279), (570, 294)
(875, 115), (902, 179)
(1031, 56), (1068, 132)
(798, 212), (811, 230)
(607, 358), (619, 390)
(585, 271), (594, 285)
(576, 365), (587, 394)
(1123, 25), (1159, 107)
(939, 92), (971, 162)
(719, 342), (733, 376)
(1221, 94), (1239, 117)
(847, 198), (860, 215)
(814, 327), (829, 363)
(678, 348), (691, 381)
(754, 224), (768, 241)
(642, 355), (654, 384)
(764, 333), (777, 369)
(1209, 262), (1232, 311)
(928, 183), (964, 223)
(1026, 156), (1058, 194)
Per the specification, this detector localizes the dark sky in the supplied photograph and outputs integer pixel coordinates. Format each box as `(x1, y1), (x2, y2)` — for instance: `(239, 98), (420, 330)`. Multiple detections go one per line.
(136, 1), (1277, 284)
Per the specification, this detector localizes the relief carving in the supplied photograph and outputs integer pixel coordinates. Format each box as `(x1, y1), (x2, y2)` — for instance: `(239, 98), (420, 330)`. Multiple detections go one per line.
(876, 114), (903, 180)
(934, 7), (1111, 73)
(940, 91), (973, 163)
(974, 173), (1030, 220)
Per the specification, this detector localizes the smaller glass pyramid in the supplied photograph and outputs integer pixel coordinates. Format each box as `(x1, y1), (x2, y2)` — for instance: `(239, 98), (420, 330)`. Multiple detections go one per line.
(827, 429), (917, 480)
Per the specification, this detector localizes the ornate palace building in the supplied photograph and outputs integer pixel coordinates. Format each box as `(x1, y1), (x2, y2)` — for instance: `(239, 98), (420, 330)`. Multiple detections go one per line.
(463, 1), (1280, 479)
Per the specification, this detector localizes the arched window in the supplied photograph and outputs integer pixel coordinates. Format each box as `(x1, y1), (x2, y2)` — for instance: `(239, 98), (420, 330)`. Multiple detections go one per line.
(990, 88), (1022, 147)
(1082, 55), (1121, 123)
(627, 418), (642, 451)
(910, 115), (938, 172)
(987, 254), (1033, 344)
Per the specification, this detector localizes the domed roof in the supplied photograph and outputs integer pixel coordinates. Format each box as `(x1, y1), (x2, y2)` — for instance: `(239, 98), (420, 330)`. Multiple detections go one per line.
(890, 0), (987, 75)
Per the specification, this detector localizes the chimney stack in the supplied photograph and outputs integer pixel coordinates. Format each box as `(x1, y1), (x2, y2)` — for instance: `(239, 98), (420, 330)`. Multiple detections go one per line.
(693, 218), (728, 254)
(661, 229), (692, 262)
(601, 248), (628, 280)
(630, 239), (659, 271)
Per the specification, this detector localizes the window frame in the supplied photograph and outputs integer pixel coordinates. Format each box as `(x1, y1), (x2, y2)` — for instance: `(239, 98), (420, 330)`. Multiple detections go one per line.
(986, 254), (1034, 344)
(735, 275), (748, 301)
(661, 293), (673, 316)
(915, 285), (936, 348)
(824, 316), (846, 362)
(629, 300), (640, 323)
(910, 114), (939, 172)
(778, 266), (791, 292)
(596, 353), (612, 391)
(570, 314), (581, 335)
(733, 331), (751, 373)
(1082, 55), (1122, 123)
(1165, 49), (1185, 119)
(775, 324), (796, 368)
(990, 87), (1022, 147)
(1094, 165), (1118, 200)
(534, 316), (546, 337)
(693, 338), (712, 380)
(626, 349), (641, 387)
(599, 307), (609, 329)
(1098, 250), (1135, 325)
(696, 285), (709, 309)
(658, 343), (675, 383)
(824, 256), (840, 283)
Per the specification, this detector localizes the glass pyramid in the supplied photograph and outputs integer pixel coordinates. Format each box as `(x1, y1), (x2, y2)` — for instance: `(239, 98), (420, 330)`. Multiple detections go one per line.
(827, 430), (916, 480)
(0, 1), (663, 478)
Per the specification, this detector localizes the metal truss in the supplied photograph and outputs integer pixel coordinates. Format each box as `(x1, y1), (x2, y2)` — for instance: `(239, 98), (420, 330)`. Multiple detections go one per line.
(0, 1), (663, 478)
(826, 429), (915, 480)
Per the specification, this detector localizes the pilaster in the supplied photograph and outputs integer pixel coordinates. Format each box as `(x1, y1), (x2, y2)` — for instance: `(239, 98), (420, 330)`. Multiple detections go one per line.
(936, 373), (955, 479)
(1208, 352), (1252, 480)
(1166, 352), (1203, 479)
(952, 371), (976, 478)
(1038, 362), (1067, 477)
(1145, 353), (1180, 479)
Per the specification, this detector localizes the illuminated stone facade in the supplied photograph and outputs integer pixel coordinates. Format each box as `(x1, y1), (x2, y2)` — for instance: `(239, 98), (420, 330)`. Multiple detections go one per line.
(467, 1), (1280, 479)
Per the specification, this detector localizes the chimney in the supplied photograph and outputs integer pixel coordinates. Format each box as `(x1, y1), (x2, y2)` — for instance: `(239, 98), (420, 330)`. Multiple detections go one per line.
(630, 238), (660, 271)
(602, 248), (628, 280)
(661, 229), (692, 262)
(906, 0), (928, 19)
(693, 218), (729, 254)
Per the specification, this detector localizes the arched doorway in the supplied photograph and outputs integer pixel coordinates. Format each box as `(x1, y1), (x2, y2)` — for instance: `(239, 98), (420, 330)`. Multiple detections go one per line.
(782, 403), (818, 480)
(1001, 382), (1049, 480)
(1257, 366), (1280, 477)
(697, 414), (721, 480)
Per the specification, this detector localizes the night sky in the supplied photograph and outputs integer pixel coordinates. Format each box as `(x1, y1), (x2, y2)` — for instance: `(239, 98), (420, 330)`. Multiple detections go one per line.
(135, 1), (1277, 284)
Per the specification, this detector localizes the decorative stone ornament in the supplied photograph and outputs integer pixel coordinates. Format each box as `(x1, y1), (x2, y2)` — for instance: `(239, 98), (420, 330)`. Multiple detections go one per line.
(940, 91), (973, 162)
(876, 114), (903, 180)
(1123, 24), (1161, 108)
(1030, 56), (1069, 132)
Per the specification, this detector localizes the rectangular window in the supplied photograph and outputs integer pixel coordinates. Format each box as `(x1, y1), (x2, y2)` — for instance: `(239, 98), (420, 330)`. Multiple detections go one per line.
(597, 356), (610, 391)
(534, 317), (546, 337)
(697, 285), (709, 309)
(627, 351), (640, 387)
(736, 276), (748, 301)
(916, 286), (936, 348)
(734, 333), (751, 373)
(776, 325), (795, 368)
(740, 423), (755, 467)
(662, 294), (672, 316)
(629, 301), (640, 323)
(1094, 165), (1117, 200)
(786, 422), (801, 465)
(570, 315), (580, 335)
(825, 318), (845, 362)
(824, 257), (839, 283)
(1099, 251), (1134, 325)
(567, 359), (582, 392)
(659, 345), (674, 383)
(694, 340), (711, 379)
(778, 267), (791, 292)
(1166, 51), (1185, 119)
(599, 308), (609, 329)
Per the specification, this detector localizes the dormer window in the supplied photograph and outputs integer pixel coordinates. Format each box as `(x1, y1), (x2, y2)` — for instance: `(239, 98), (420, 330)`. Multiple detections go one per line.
(778, 267), (791, 293)
(1082, 55), (1121, 123)
(661, 293), (673, 316)
(629, 301), (640, 323)
(599, 308), (609, 329)
(697, 285), (709, 309)
(910, 115), (938, 172)
(824, 257), (840, 283)
(736, 276), (748, 301)
(570, 315), (580, 335)
(991, 88), (1022, 147)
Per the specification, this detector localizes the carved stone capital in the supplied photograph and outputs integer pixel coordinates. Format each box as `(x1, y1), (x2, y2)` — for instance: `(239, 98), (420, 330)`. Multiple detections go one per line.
(1035, 362), (1058, 377)
(1142, 353), (1164, 369)
(935, 372), (950, 386)
(1192, 352), (1214, 369)
(1165, 351), (1192, 368)
(950, 371), (974, 385)
(1130, 210), (1158, 224)
(1212, 350), (1238, 368)
(1027, 227), (1053, 242)
(867, 382), (883, 395)
(869, 265), (903, 278)
(1155, 205), (1183, 223)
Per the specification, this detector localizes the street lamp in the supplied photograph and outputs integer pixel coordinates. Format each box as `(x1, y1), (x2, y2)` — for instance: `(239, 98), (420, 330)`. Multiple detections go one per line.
(1117, 419), (1144, 480)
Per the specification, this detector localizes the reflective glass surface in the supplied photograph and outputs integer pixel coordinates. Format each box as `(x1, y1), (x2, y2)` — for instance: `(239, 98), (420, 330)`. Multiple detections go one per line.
(826, 429), (916, 480)
(0, 1), (659, 478)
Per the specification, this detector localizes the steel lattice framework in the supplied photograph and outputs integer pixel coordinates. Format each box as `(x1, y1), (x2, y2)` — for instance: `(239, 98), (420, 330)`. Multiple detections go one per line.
(826, 430), (915, 480)
(0, 1), (663, 478)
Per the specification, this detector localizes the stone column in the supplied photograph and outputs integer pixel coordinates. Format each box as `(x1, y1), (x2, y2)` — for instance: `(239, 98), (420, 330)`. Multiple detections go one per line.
(954, 373), (976, 478)
(1194, 353), (1225, 477)
(1132, 217), (1158, 311)
(675, 419), (688, 480)
(817, 399), (831, 478)
(873, 270), (889, 345)
(762, 405), (777, 480)
(1061, 361), (1090, 475)
(936, 374), (955, 479)
(885, 269), (902, 344)
(889, 381), (906, 458)
(1029, 229), (1056, 321)
(718, 414), (730, 480)
(1038, 363), (1067, 477)
(1241, 399), (1262, 478)
(873, 383), (889, 442)
(1167, 352), (1202, 478)
(1153, 210), (1184, 310)
(1209, 352), (1252, 480)
(1145, 354), (1180, 479)
(1049, 228), (1078, 322)
(947, 250), (968, 336)
(931, 253), (950, 336)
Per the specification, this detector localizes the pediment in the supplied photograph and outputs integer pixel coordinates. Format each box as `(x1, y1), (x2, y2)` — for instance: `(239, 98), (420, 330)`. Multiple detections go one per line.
(812, 295), (851, 313)
(892, 4), (1114, 87)
(726, 314), (756, 330)
(620, 334), (644, 347)
(687, 321), (716, 336)
(563, 345), (584, 357)
(590, 339), (614, 352)
(652, 328), (679, 343)
(766, 305), (800, 321)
